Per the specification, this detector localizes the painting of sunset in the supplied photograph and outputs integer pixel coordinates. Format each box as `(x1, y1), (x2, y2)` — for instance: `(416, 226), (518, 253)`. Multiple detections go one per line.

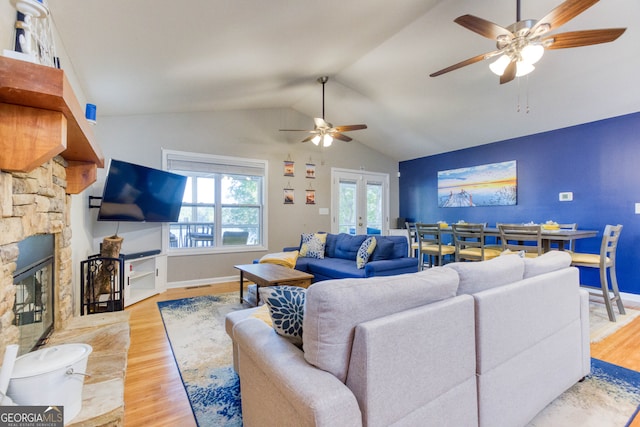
(437, 160), (517, 207)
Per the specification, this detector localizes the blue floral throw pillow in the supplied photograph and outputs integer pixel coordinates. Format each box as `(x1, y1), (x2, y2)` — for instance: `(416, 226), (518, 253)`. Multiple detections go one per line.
(356, 236), (377, 269)
(258, 286), (306, 347)
(299, 232), (326, 259)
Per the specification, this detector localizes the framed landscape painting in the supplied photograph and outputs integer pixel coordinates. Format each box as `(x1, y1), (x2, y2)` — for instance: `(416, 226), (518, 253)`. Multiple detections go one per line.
(437, 160), (517, 207)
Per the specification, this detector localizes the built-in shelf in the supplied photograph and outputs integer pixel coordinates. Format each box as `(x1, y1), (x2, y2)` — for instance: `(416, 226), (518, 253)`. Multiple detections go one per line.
(0, 56), (104, 194)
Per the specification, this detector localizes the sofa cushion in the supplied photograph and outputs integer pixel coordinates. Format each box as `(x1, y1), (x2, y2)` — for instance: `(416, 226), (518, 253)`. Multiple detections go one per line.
(523, 250), (572, 279)
(370, 237), (394, 261)
(303, 268), (459, 382)
(445, 255), (524, 295)
(335, 234), (367, 260)
(259, 286), (306, 347)
(306, 257), (366, 279)
(356, 236), (377, 269)
(324, 233), (338, 258)
(299, 232), (327, 259)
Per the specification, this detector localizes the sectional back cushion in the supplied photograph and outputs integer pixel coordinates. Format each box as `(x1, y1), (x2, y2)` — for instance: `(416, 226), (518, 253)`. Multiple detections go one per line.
(445, 254), (524, 295)
(303, 268), (459, 382)
(370, 237), (394, 261)
(334, 234), (367, 260)
(523, 250), (572, 278)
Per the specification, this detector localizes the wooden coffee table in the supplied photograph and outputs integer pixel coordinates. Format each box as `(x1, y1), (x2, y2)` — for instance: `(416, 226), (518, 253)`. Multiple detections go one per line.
(235, 263), (314, 306)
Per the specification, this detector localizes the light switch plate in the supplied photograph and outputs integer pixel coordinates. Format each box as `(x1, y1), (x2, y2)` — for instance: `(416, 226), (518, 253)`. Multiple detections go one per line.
(559, 192), (573, 202)
(635, 203), (640, 214)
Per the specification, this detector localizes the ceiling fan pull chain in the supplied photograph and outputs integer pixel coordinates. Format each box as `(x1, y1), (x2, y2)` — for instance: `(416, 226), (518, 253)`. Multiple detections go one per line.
(516, 77), (521, 113)
(526, 75), (530, 114)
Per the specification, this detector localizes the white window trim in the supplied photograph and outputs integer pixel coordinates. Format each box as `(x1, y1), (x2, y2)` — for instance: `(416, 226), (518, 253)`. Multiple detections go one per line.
(161, 148), (269, 255)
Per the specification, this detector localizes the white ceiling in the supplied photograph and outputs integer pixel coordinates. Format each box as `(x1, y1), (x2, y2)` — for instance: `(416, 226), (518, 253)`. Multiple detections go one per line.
(48, 0), (640, 161)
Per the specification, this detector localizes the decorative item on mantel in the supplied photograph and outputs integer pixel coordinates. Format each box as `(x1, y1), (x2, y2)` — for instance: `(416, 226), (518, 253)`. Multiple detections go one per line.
(4, 0), (58, 68)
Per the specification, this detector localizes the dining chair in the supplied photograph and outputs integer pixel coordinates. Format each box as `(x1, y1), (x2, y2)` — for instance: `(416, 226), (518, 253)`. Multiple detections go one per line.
(452, 223), (501, 262)
(222, 230), (249, 245)
(498, 224), (543, 258)
(405, 222), (419, 258)
(188, 224), (214, 247)
(415, 223), (455, 269)
(558, 223), (578, 251)
(571, 224), (625, 322)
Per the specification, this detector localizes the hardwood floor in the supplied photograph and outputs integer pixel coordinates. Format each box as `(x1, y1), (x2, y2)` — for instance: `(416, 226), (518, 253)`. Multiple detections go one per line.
(124, 283), (640, 426)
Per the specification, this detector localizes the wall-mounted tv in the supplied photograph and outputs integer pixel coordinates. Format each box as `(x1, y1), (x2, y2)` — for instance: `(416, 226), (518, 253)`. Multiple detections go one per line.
(97, 159), (187, 222)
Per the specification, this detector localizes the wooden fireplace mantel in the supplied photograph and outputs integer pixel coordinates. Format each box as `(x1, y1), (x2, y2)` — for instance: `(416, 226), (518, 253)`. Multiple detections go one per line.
(0, 56), (104, 194)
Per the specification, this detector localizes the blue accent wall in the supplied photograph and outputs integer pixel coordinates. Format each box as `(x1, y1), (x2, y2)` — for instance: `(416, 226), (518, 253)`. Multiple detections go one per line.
(399, 112), (640, 294)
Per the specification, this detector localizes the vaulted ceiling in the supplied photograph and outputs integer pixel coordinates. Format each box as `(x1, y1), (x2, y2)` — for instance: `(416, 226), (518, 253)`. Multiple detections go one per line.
(49, 0), (640, 161)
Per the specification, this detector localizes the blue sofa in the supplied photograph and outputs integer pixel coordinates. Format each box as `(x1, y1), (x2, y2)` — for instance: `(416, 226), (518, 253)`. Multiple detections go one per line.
(285, 233), (418, 282)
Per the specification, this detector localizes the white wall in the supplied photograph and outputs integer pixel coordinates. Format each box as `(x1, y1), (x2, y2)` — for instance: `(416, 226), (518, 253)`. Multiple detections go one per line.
(91, 108), (400, 284)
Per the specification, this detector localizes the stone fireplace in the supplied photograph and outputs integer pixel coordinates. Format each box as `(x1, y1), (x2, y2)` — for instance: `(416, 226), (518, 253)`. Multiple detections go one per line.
(0, 156), (73, 358)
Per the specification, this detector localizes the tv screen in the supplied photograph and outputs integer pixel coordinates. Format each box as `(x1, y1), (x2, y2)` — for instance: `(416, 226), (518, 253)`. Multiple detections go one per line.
(97, 159), (187, 222)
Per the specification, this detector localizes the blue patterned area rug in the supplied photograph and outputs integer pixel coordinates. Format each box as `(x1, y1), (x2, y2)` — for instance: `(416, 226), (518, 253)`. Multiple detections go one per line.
(158, 294), (245, 426)
(159, 294), (640, 427)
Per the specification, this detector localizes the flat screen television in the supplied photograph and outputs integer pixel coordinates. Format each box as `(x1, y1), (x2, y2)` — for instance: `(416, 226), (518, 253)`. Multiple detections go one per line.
(97, 159), (187, 222)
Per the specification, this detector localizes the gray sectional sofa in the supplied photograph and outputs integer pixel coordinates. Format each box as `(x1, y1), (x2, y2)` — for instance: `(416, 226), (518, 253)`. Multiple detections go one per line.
(226, 251), (590, 427)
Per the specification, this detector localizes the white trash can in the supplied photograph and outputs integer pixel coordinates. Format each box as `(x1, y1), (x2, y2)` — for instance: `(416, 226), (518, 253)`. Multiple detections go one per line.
(7, 343), (92, 424)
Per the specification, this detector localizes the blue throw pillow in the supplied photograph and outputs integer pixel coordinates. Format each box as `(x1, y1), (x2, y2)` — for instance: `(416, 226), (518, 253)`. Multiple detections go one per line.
(258, 286), (306, 347)
(356, 236), (377, 269)
(371, 238), (394, 261)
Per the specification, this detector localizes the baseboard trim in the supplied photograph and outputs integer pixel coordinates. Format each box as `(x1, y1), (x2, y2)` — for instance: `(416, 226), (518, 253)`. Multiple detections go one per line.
(167, 275), (237, 289)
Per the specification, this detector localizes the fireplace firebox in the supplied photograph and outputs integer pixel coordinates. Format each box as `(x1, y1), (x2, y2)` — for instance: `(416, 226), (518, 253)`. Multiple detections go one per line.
(13, 234), (55, 355)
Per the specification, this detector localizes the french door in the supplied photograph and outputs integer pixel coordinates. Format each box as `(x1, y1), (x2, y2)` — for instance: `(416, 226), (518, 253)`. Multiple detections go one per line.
(331, 169), (389, 235)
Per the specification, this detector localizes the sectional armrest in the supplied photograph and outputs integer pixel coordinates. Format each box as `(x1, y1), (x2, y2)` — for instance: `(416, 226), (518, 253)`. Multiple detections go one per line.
(234, 318), (362, 427)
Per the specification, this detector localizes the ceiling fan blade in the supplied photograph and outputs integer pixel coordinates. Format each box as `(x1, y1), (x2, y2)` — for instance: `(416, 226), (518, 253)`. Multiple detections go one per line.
(454, 15), (513, 40)
(531, 0), (600, 35)
(542, 28), (626, 49)
(500, 60), (517, 84)
(331, 133), (352, 142)
(430, 51), (500, 77)
(279, 129), (313, 132)
(333, 124), (367, 132)
(301, 135), (317, 143)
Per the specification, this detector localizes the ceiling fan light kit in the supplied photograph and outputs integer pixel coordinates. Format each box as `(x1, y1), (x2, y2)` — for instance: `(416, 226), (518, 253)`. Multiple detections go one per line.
(279, 76), (367, 147)
(430, 0), (626, 84)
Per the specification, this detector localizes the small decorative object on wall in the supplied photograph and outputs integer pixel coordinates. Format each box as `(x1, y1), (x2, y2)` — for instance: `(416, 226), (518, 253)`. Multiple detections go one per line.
(438, 160), (517, 207)
(284, 155), (295, 177)
(306, 182), (315, 205)
(284, 187), (294, 204)
(306, 162), (316, 179)
(305, 189), (316, 205)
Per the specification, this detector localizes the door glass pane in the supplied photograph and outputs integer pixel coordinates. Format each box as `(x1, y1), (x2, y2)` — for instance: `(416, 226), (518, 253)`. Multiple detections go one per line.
(366, 182), (383, 234)
(339, 180), (357, 234)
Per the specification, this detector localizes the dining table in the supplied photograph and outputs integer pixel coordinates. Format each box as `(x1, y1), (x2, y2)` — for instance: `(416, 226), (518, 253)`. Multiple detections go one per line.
(440, 226), (599, 252)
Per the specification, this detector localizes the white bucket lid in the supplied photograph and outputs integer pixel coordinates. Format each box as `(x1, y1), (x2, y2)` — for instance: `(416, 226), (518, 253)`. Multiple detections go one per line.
(11, 344), (93, 378)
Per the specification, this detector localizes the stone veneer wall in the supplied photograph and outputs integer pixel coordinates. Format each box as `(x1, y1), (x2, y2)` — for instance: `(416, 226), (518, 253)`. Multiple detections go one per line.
(0, 156), (73, 359)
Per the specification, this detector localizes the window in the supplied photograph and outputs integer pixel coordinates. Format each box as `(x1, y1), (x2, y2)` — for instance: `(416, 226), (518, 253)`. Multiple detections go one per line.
(163, 149), (267, 253)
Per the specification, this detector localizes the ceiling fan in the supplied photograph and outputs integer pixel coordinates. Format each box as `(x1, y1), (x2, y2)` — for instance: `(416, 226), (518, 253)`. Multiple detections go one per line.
(430, 0), (626, 84)
(279, 76), (367, 147)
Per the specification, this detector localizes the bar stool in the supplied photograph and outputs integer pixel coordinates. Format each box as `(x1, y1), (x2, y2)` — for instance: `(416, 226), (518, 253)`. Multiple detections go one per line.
(571, 224), (625, 322)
